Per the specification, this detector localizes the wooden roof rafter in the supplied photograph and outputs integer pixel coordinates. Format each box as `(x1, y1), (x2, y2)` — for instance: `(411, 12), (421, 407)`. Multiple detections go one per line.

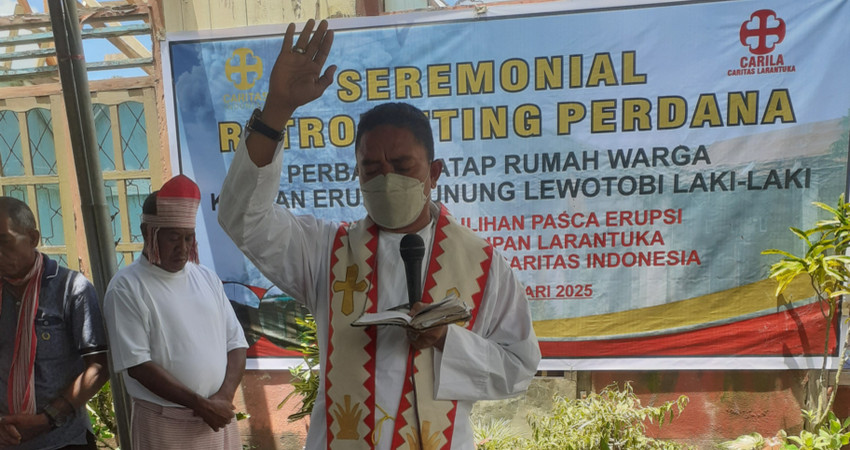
(79, 0), (153, 76)
(0, 0), (155, 84)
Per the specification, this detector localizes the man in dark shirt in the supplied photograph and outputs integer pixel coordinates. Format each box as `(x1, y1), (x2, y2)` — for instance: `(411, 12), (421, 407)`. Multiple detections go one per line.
(0, 196), (109, 450)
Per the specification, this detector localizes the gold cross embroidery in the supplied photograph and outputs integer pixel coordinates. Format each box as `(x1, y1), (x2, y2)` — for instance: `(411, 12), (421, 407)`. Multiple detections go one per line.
(332, 264), (367, 315)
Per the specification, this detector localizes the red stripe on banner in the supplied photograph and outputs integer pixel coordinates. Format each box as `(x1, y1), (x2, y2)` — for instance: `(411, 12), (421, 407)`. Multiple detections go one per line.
(245, 336), (302, 358)
(539, 302), (838, 358)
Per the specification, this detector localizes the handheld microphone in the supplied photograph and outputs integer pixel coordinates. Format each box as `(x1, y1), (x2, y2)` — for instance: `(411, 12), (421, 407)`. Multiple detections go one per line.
(400, 234), (426, 307)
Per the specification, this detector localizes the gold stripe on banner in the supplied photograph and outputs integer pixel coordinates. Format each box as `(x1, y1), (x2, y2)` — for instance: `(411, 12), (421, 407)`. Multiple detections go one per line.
(534, 276), (814, 338)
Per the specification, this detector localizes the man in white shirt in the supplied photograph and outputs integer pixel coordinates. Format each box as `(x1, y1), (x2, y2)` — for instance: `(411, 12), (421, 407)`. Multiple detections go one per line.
(104, 175), (248, 450)
(218, 19), (540, 450)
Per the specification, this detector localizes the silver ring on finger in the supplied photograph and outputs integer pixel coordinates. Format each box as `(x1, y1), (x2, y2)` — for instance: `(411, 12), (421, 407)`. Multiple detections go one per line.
(292, 46), (306, 54)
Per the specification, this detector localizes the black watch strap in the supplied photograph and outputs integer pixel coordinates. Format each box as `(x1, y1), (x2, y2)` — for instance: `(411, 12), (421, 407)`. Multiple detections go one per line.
(246, 108), (284, 142)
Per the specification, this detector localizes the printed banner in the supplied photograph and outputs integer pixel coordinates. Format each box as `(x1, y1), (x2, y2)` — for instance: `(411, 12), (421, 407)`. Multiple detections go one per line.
(164, 0), (850, 369)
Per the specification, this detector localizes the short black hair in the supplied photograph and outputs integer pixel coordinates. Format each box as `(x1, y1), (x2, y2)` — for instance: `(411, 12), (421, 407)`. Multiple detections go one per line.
(142, 191), (159, 215)
(354, 102), (435, 162)
(0, 196), (37, 233)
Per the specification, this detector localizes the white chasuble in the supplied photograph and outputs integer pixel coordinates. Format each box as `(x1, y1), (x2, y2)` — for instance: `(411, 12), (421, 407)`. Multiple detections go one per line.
(326, 205), (493, 450)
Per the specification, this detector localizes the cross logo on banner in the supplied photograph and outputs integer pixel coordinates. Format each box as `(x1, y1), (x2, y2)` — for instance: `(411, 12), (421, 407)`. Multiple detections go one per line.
(739, 9), (786, 55)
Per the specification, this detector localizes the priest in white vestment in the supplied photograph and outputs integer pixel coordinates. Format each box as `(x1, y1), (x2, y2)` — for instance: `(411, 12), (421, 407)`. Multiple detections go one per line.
(218, 20), (540, 450)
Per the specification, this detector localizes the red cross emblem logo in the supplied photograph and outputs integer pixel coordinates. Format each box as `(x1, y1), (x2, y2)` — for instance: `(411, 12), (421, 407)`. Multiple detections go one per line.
(740, 9), (786, 55)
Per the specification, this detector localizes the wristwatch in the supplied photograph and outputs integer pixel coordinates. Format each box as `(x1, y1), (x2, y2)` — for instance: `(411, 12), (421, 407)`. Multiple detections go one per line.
(43, 403), (67, 429)
(245, 108), (284, 142)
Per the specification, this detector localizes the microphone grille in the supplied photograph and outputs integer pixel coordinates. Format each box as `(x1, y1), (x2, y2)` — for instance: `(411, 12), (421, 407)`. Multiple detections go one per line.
(400, 233), (426, 259)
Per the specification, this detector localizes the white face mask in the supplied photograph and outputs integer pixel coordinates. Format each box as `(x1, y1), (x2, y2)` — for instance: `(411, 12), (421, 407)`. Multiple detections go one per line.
(360, 173), (427, 229)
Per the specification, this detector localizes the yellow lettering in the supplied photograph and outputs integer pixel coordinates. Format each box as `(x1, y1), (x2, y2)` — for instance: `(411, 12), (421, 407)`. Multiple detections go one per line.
(514, 104), (541, 137)
(394, 67), (422, 99)
(500, 59), (529, 93)
(761, 89), (795, 124)
(481, 106), (508, 139)
(727, 91), (758, 126)
(557, 102), (586, 135)
(591, 99), (617, 132)
(621, 51), (646, 85)
(690, 94), (723, 128)
(457, 62), (494, 95)
(218, 122), (241, 152)
(328, 115), (356, 147)
(366, 68), (391, 101)
(337, 70), (362, 102)
(298, 117), (325, 149)
(587, 53), (618, 87)
(462, 108), (475, 140)
(658, 96), (687, 129)
(428, 64), (452, 97)
(535, 56), (563, 90)
(569, 55), (583, 88)
(431, 109), (458, 142)
(622, 98), (652, 131)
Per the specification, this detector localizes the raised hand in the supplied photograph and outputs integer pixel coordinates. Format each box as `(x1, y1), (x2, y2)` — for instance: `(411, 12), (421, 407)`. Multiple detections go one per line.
(262, 19), (337, 129)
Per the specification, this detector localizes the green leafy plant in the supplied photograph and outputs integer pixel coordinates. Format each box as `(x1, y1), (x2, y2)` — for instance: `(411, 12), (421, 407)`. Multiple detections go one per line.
(784, 411), (850, 449)
(472, 382), (690, 450)
(720, 432), (770, 450)
(277, 314), (320, 421)
(87, 382), (118, 449)
(721, 411), (850, 449)
(473, 418), (524, 450)
(522, 382), (690, 450)
(762, 195), (850, 431)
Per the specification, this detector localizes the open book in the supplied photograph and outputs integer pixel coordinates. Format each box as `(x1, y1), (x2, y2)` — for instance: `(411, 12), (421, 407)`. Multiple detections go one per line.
(351, 293), (471, 331)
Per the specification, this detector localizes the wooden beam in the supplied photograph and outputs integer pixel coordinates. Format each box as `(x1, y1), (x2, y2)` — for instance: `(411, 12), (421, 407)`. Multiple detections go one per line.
(0, 47), (57, 62)
(80, 0), (153, 75)
(87, 56), (154, 70)
(0, 5), (150, 30)
(0, 23), (150, 47)
(0, 56), (152, 81)
(9, 0), (57, 67)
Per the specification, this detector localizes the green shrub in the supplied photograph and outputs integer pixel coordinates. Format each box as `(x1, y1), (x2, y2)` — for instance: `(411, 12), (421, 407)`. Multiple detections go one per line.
(473, 382), (691, 450)
(87, 382), (118, 449)
(721, 411), (850, 450)
(277, 314), (320, 421)
(474, 418), (525, 449)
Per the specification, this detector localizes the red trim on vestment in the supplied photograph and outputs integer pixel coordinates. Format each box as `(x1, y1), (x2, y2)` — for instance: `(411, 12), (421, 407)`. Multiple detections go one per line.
(325, 226), (347, 448)
(363, 224), (379, 446)
(391, 351), (417, 449)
